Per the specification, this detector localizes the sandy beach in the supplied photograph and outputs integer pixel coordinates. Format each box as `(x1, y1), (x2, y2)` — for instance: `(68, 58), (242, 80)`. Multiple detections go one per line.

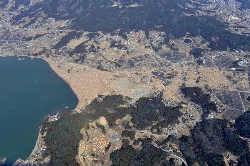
(43, 57), (171, 111)
(44, 58), (119, 111)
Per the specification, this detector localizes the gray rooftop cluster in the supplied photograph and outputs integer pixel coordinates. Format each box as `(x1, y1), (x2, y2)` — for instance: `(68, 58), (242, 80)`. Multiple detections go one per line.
(237, 58), (247, 68)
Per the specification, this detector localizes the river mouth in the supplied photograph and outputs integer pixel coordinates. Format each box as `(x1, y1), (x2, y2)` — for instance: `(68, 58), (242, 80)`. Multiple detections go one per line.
(0, 56), (78, 164)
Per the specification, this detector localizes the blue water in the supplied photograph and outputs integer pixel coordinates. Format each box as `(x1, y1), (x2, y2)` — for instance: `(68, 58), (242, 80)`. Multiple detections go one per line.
(0, 56), (78, 164)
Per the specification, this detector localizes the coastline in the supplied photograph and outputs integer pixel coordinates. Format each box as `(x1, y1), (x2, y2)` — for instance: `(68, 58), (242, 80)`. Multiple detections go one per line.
(12, 56), (118, 164)
(43, 57), (119, 111)
(0, 55), (119, 164)
(0, 55), (82, 164)
(3, 55), (177, 164)
(42, 57), (171, 111)
(13, 126), (50, 166)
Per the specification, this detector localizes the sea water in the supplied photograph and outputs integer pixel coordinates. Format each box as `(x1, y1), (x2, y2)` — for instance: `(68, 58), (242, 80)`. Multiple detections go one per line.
(0, 56), (78, 164)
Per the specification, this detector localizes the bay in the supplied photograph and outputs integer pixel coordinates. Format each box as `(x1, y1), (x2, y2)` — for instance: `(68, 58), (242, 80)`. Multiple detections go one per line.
(0, 56), (78, 164)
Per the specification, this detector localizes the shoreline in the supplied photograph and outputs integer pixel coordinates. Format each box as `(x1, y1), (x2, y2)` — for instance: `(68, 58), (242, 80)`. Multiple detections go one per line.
(43, 57), (119, 111)
(20, 56), (121, 164)
(1, 54), (117, 163)
(1, 54), (175, 164)
(0, 55), (118, 111)
(13, 126), (50, 165)
(0, 55), (51, 165)
(0, 55), (84, 164)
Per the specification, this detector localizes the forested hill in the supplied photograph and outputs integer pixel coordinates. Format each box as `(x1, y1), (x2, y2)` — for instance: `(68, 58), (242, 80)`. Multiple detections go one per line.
(3, 0), (250, 51)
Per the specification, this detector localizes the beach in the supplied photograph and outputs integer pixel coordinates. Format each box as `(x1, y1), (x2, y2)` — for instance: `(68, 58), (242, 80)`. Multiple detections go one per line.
(44, 58), (119, 111)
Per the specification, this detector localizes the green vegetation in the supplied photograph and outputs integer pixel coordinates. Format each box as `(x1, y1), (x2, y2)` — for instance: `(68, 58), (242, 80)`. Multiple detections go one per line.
(71, 42), (88, 54)
(128, 97), (182, 130)
(33, 48), (47, 57)
(206, 154), (225, 166)
(235, 111), (250, 138)
(53, 31), (83, 49)
(22, 34), (46, 41)
(223, 128), (248, 156)
(110, 139), (170, 166)
(180, 119), (250, 166)
(190, 48), (205, 58)
(158, 135), (179, 146)
(41, 94), (183, 165)
(86, 95), (128, 127)
(39, 90), (250, 166)
(181, 87), (217, 116)
(12, 0), (250, 51)
(133, 138), (153, 146)
(89, 95), (183, 130)
(184, 39), (192, 43)
(132, 144), (168, 166)
(238, 153), (250, 166)
(96, 122), (106, 134)
(122, 130), (136, 140)
(41, 95), (126, 165)
(247, 96), (250, 102)
(42, 112), (87, 166)
(110, 143), (138, 166)
(105, 142), (111, 152)
(84, 123), (90, 130)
